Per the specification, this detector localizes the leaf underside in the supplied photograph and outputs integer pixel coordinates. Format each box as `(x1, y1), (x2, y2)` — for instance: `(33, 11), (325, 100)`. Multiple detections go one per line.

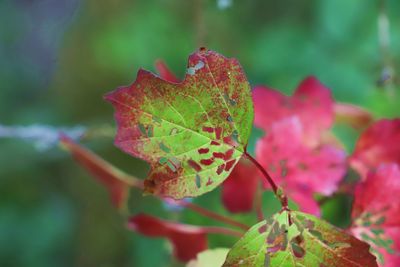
(105, 49), (254, 199)
(223, 211), (377, 267)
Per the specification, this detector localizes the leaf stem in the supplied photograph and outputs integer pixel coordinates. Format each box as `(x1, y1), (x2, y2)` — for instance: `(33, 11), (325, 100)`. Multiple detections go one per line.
(244, 151), (289, 211)
(178, 201), (249, 231)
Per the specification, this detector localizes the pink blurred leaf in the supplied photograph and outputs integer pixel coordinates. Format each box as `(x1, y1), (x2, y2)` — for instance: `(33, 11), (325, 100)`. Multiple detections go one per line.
(253, 76), (334, 147)
(255, 117), (346, 215)
(350, 119), (400, 179)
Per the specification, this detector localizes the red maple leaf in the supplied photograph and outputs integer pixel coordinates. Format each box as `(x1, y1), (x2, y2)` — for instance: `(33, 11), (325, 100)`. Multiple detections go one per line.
(350, 119), (400, 179)
(221, 77), (344, 215)
(253, 76), (334, 147)
(127, 213), (208, 262)
(350, 164), (400, 267)
(256, 117), (346, 215)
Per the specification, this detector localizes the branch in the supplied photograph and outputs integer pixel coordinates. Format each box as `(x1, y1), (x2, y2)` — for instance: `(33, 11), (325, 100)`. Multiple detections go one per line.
(244, 152), (289, 211)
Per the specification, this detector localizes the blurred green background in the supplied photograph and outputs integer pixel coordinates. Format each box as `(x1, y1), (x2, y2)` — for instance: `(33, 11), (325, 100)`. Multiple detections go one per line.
(0, 0), (399, 266)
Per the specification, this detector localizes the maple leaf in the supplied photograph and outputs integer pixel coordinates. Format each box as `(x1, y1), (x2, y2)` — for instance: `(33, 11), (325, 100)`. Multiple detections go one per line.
(350, 164), (400, 267)
(127, 213), (208, 262)
(223, 210), (378, 267)
(105, 49), (254, 199)
(256, 117), (346, 215)
(221, 158), (260, 213)
(59, 135), (142, 210)
(253, 76), (334, 147)
(350, 119), (400, 179)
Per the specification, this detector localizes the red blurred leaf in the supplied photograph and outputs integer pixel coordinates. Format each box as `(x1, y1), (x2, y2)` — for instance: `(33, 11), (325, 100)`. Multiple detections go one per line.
(350, 119), (400, 179)
(105, 49), (254, 199)
(60, 135), (142, 210)
(350, 164), (400, 266)
(253, 76), (334, 147)
(155, 59), (180, 83)
(221, 158), (259, 213)
(255, 117), (346, 215)
(127, 213), (208, 262)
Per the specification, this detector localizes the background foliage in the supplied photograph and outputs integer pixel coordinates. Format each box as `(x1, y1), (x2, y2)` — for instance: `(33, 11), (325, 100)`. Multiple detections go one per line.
(0, 0), (399, 266)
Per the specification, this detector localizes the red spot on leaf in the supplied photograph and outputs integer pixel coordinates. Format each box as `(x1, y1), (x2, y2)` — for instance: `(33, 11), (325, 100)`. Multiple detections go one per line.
(213, 152), (225, 159)
(216, 164), (225, 175)
(210, 140), (220, 146)
(188, 159), (202, 172)
(213, 149), (234, 161)
(198, 148), (209, 154)
(202, 126), (214, 133)
(200, 158), (214, 166)
(225, 159), (236, 172)
(215, 127), (223, 140)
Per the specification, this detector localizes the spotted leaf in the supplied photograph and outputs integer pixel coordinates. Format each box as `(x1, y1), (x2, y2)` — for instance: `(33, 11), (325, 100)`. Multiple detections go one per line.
(105, 49), (254, 199)
(350, 164), (400, 267)
(223, 210), (377, 267)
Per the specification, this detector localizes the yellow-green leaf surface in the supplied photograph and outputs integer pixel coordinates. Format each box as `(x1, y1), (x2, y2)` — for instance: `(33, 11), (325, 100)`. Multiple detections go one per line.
(105, 49), (254, 199)
(186, 248), (230, 267)
(223, 211), (378, 267)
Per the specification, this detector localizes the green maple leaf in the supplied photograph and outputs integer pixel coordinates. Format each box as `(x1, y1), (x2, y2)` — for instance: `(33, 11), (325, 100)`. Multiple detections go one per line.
(105, 48), (253, 198)
(223, 211), (378, 267)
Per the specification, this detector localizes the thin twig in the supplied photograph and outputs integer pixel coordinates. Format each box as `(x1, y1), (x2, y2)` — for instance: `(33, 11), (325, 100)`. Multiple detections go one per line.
(179, 201), (249, 231)
(201, 226), (244, 237)
(244, 152), (290, 212)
